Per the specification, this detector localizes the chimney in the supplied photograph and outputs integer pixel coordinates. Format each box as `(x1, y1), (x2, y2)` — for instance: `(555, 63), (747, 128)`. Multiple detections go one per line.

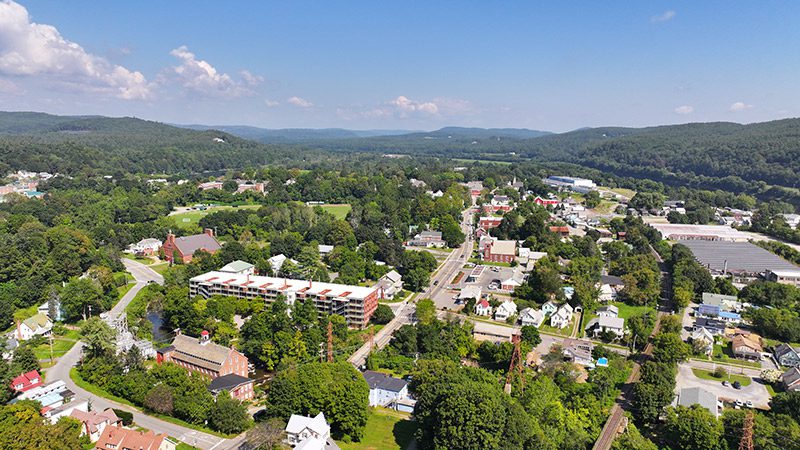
(200, 330), (210, 345)
(204, 228), (214, 237)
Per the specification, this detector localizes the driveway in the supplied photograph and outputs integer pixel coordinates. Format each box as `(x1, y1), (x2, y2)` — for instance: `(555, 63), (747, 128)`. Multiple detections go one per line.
(675, 363), (772, 408)
(681, 302), (697, 340)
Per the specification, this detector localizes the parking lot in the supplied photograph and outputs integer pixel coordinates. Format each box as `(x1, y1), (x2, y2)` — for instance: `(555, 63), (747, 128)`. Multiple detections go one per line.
(431, 264), (519, 310)
(675, 363), (772, 409)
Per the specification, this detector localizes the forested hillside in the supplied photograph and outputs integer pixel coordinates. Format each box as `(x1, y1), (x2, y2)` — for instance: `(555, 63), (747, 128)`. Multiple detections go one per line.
(0, 112), (318, 174)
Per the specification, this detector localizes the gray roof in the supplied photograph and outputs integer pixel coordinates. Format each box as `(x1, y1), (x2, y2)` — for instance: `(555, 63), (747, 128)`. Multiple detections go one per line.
(382, 270), (402, 283)
(600, 274), (624, 286)
(775, 343), (800, 359)
(680, 240), (800, 274)
(168, 334), (233, 372)
(679, 387), (718, 415)
(174, 233), (221, 256)
(362, 371), (408, 392)
(782, 367), (800, 388)
(208, 373), (252, 392)
(702, 292), (737, 307)
(597, 305), (619, 315)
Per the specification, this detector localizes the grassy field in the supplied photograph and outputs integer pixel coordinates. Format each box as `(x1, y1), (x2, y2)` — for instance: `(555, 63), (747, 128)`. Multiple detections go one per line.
(123, 254), (156, 265)
(691, 368), (751, 387)
(468, 257), (513, 267)
(150, 263), (171, 275)
(540, 321), (573, 337)
(319, 203), (352, 219)
(338, 408), (416, 450)
(593, 200), (619, 215)
(170, 204), (261, 230)
(33, 329), (80, 360)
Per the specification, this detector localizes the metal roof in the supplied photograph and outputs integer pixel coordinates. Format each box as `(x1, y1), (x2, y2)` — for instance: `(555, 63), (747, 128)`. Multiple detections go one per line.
(362, 371), (408, 392)
(680, 240), (800, 274)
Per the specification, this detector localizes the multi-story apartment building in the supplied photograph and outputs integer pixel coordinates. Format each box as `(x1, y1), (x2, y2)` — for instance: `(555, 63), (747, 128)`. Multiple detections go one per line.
(189, 271), (379, 327)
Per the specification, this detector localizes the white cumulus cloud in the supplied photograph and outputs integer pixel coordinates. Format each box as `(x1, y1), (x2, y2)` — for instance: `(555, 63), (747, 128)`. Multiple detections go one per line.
(345, 95), (478, 120)
(264, 99), (280, 107)
(0, 0), (151, 99)
(287, 96), (313, 108)
(651, 10), (676, 23)
(674, 105), (694, 115)
(169, 45), (257, 97)
(729, 101), (753, 112)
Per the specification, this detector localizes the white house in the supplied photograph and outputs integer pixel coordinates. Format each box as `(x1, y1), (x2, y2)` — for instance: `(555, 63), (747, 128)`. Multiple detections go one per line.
(128, 238), (162, 256)
(597, 284), (617, 302)
(268, 254), (298, 275)
(459, 286), (483, 303)
(362, 371), (412, 411)
(474, 298), (492, 316)
(691, 328), (715, 356)
(285, 412), (332, 448)
(518, 308), (544, 328)
(550, 304), (574, 329)
(16, 313), (52, 341)
(585, 316), (625, 339)
(376, 270), (403, 300)
(494, 300), (517, 321)
(542, 301), (559, 316)
(596, 305), (619, 318)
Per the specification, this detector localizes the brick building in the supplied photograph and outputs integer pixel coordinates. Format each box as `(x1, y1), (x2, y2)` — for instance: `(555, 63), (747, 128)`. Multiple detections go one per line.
(161, 229), (221, 263)
(483, 239), (516, 263)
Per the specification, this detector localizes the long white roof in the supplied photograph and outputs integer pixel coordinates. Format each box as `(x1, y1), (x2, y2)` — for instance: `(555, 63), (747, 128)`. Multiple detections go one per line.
(191, 271), (377, 300)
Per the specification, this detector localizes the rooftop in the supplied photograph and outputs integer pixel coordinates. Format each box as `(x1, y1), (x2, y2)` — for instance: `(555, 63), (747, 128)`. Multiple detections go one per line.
(650, 223), (752, 241)
(681, 240), (800, 274)
(219, 260), (255, 273)
(191, 271), (377, 299)
(172, 232), (222, 255)
(489, 239), (516, 255)
(362, 371), (408, 392)
(208, 373), (252, 393)
(678, 387), (718, 416)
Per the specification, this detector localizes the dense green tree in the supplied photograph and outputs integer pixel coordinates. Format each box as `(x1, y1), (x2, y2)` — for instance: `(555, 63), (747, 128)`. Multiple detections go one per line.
(209, 391), (251, 434)
(80, 317), (116, 359)
(664, 405), (723, 450)
(371, 304), (394, 325)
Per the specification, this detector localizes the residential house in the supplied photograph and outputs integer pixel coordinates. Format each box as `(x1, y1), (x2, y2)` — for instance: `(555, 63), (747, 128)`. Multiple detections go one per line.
(731, 334), (763, 361)
(16, 313), (52, 341)
(597, 284), (617, 303)
(693, 317), (726, 336)
(161, 229), (221, 263)
(45, 399), (88, 423)
(550, 304), (574, 329)
(219, 260), (255, 275)
(596, 305), (619, 318)
(13, 380), (77, 417)
(318, 244), (334, 256)
(494, 300), (517, 322)
(533, 196), (560, 206)
(562, 338), (595, 367)
(677, 387), (720, 418)
(362, 371), (412, 411)
(156, 331), (253, 401)
(94, 427), (176, 450)
(774, 344), (800, 368)
(474, 298), (492, 316)
(208, 374), (255, 401)
(128, 238), (162, 256)
(236, 182), (265, 194)
(691, 328), (715, 356)
(408, 230), (446, 248)
(70, 408), (121, 442)
(10, 370), (43, 394)
(500, 270), (525, 292)
(541, 301), (559, 316)
(483, 239), (516, 263)
(585, 316), (625, 339)
(376, 270), (403, 300)
(548, 226), (570, 238)
(702, 292), (742, 312)
(268, 254), (297, 274)
(518, 308), (544, 328)
(285, 412), (338, 450)
(783, 367), (800, 392)
(38, 299), (64, 321)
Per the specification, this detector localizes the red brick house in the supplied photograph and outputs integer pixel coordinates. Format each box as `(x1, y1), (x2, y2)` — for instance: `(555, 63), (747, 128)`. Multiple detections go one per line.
(478, 216), (503, 230)
(533, 196), (560, 206)
(548, 226), (570, 238)
(157, 331), (254, 401)
(161, 229), (221, 263)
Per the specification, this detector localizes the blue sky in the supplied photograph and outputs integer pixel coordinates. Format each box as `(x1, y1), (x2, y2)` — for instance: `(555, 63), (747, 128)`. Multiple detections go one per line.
(0, 1), (798, 131)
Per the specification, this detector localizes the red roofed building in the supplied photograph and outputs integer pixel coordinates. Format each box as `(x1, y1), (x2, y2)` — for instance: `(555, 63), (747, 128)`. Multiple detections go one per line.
(474, 298), (492, 316)
(534, 196), (560, 206)
(10, 370), (42, 393)
(549, 226), (570, 238)
(479, 216), (503, 230)
(94, 426), (175, 450)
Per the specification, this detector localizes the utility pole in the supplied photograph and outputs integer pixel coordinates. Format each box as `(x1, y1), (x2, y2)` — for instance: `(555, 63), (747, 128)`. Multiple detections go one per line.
(327, 321), (333, 363)
(48, 333), (54, 362)
(738, 410), (754, 450)
(504, 334), (524, 395)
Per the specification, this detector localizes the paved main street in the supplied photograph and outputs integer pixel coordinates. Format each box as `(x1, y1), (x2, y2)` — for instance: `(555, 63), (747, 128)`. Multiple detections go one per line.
(43, 258), (243, 450)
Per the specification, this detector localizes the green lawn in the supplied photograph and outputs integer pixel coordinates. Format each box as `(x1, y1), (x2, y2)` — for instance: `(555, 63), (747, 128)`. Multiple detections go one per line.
(468, 257), (513, 267)
(33, 329), (80, 360)
(610, 302), (654, 320)
(319, 203), (352, 219)
(170, 204), (261, 230)
(123, 254), (156, 265)
(338, 408), (416, 450)
(691, 368), (751, 387)
(150, 263), (171, 275)
(539, 321), (573, 337)
(176, 443), (199, 450)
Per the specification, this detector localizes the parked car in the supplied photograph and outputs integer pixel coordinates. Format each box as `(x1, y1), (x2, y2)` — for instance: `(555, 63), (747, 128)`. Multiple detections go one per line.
(733, 381), (742, 389)
(745, 401), (754, 408)
(735, 399), (744, 408)
(722, 381), (731, 387)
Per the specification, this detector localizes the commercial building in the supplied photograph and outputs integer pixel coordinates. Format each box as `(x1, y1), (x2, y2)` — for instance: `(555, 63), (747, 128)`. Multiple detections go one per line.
(478, 216), (503, 230)
(156, 331), (253, 401)
(650, 224), (751, 242)
(765, 269), (800, 287)
(543, 176), (596, 193)
(680, 240), (800, 281)
(408, 230), (446, 248)
(677, 387), (720, 418)
(189, 270), (379, 327)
